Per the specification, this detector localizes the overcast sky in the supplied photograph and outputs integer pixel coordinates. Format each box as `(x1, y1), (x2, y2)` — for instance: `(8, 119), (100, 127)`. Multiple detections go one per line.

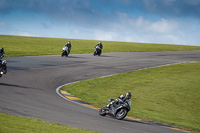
(0, 0), (200, 46)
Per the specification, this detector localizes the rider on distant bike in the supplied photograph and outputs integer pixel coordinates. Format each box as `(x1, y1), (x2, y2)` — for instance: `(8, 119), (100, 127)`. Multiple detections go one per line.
(0, 47), (5, 58)
(65, 41), (71, 53)
(94, 42), (103, 54)
(96, 42), (103, 49)
(106, 92), (132, 108)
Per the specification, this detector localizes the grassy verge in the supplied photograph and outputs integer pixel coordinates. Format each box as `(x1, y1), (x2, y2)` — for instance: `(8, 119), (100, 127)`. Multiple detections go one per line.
(0, 113), (98, 133)
(1, 35), (200, 57)
(63, 62), (200, 131)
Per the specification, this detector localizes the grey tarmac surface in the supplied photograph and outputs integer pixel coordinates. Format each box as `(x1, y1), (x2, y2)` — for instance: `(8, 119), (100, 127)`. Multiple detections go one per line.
(0, 51), (200, 133)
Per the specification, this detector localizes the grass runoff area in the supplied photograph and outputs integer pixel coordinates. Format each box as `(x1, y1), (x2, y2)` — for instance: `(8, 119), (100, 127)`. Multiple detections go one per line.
(1, 35), (200, 132)
(1, 35), (200, 57)
(0, 113), (98, 133)
(63, 62), (200, 131)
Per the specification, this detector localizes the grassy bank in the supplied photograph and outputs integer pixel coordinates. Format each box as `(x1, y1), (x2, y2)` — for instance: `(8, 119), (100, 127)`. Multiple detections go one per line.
(63, 62), (200, 131)
(1, 35), (200, 57)
(0, 113), (98, 133)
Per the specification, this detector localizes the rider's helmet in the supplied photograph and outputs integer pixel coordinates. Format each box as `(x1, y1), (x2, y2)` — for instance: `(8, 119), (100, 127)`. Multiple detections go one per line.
(125, 92), (132, 99)
(67, 41), (71, 45)
(2, 60), (6, 65)
(98, 42), (102, 45)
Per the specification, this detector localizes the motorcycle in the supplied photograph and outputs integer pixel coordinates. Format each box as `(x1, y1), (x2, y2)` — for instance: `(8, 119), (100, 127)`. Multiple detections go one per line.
(94, 46), (101, 56)
(99, 98), (131, 120)
(61, 46), (69, 57)
(0, 60), (7, 78)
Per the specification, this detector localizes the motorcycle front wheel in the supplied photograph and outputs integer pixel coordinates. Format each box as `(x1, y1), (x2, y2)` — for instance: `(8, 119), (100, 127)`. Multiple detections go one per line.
(115, 108), (127, 120)
(61, 52), (64, 57)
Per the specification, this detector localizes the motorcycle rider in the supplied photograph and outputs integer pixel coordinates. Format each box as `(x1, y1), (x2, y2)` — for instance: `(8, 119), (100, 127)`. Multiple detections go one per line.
(106, 92), (132, 108)
(0, 47), (5, 58)
(65, 41), (71, 53)
(94, 42), (103, 54)
(97, 42), (103, 49)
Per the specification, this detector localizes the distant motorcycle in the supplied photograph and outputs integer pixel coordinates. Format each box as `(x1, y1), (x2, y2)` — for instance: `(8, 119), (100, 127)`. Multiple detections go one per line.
(61, 46), (69, 57)
(0, 60), (7, 78)
(99, 98), (131, 120)
(94, 45), (101, 56)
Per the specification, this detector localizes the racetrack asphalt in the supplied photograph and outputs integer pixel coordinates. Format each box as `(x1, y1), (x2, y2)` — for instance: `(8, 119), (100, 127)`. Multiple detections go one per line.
(0, 51), (200, 133)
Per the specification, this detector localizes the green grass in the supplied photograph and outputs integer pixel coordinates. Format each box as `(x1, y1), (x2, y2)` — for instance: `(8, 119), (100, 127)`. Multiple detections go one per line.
(63, 62), (200, 131)
(0, 113), (98, 133)
(1, 35), (200, 57)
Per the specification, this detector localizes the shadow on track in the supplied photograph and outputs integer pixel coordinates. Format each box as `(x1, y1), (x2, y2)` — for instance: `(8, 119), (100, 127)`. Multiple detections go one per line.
(100, 115), (170, 128)
(123, 118), (171, 128)
(96, 55), (114, 57)
(64, 56), (84, 59)
(0, 83), (41, 90)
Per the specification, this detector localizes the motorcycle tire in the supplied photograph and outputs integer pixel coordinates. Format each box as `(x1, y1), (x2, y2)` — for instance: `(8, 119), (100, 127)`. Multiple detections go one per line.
(94, 52), (96, 56)
(99, 107), (107, 116)
(115, 108), (127, 120)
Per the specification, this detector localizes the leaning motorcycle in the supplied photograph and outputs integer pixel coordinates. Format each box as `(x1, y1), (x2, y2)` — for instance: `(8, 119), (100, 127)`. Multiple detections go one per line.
(99, 98), (131, 120)
(94, 46), (101, 56)
(0, 60), (7, 78)
(61, 46), (69, 57)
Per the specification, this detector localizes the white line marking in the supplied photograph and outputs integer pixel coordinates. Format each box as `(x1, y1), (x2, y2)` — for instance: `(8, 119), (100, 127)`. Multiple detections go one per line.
(56, 81), (99, 110)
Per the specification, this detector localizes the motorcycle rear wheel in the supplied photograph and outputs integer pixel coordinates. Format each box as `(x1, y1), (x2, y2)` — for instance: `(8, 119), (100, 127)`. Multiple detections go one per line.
(99, 107), (107, 116)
